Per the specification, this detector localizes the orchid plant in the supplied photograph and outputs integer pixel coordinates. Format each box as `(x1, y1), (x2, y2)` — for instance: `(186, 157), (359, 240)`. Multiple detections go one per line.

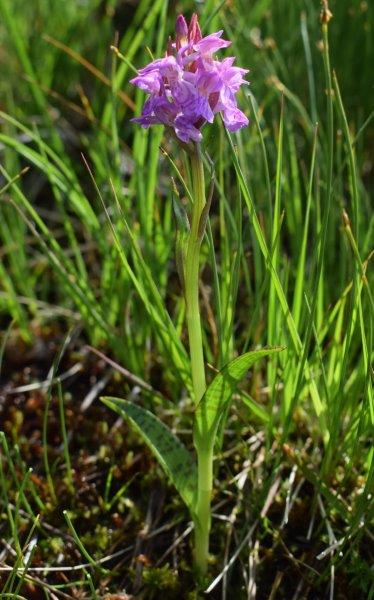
(102, 13), (281, 583)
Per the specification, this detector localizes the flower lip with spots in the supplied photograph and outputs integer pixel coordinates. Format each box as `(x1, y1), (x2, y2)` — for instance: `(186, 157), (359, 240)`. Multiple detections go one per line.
(130, 13), (249, 143)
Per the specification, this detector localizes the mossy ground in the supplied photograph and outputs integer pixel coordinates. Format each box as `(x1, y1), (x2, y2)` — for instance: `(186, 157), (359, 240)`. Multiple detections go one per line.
(1, 327), (371, 598)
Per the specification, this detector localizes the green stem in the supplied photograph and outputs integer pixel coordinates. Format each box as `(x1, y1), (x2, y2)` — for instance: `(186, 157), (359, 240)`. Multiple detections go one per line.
(184, 143), (212, 581)
(185, 143), (207, 406)
(194, 446), (213, 578)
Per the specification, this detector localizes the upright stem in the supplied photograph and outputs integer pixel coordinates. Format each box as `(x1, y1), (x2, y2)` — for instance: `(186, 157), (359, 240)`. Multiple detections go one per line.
(184, 143), (212, 581)
(185, 143), (207, 406)
(193, 445), (213, 579)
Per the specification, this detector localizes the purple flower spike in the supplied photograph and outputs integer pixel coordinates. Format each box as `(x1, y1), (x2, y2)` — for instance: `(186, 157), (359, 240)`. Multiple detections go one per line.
(130, 13), (249, 143)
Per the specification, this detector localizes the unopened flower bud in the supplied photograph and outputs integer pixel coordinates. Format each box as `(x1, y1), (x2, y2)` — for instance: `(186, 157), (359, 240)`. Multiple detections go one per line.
(188, 13), (202, 43)
(175, 14), (188, 49)
(176, 14), (188, 38)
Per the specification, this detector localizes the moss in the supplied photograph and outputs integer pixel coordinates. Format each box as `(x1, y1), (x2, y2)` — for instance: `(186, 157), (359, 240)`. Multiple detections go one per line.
(142, 564), (180, 593)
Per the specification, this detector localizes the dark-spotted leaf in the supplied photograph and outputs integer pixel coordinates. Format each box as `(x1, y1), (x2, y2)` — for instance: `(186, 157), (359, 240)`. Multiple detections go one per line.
(195, 347), (283, 450)
(101, 397), (197, 510)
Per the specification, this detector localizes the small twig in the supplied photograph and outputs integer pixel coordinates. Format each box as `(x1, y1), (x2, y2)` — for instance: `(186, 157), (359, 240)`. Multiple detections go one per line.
(5, 363), (83, 394)
(205, 521), (258, 594)
(85, 345), (163, 398)
(261, 476), (281, 518)
(0, 544), (133, 572)
(268, 572), (284, 600)
(247, 538), (259, 600)
(81, 374), (111, 412)
(155, 524), (193, 566)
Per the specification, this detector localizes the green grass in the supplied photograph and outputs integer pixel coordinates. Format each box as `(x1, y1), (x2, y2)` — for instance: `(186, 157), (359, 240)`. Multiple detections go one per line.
(0, 0), (373, 597)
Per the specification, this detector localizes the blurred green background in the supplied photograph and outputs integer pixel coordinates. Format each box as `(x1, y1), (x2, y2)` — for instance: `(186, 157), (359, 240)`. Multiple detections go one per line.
(1, 0), (372, 138)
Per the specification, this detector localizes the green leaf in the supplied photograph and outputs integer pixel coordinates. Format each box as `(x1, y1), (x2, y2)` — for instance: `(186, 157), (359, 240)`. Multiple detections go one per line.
(195, 348), (283, 450)
(172, 192), (190, 291)
(172, 193), (190, 236)
(101, 397), (197, 510)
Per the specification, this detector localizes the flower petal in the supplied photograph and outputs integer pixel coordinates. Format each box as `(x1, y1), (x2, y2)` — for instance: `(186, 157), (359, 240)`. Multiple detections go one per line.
(193, 31), (231, 54)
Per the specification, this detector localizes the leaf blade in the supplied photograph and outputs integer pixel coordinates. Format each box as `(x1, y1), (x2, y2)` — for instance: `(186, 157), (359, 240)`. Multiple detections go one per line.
(101, 397), (197, 510)
(195, 347), (283, 450)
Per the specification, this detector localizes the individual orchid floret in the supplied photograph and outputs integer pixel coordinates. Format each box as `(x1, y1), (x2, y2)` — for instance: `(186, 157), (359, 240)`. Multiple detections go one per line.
(130, 13), (249, 143)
